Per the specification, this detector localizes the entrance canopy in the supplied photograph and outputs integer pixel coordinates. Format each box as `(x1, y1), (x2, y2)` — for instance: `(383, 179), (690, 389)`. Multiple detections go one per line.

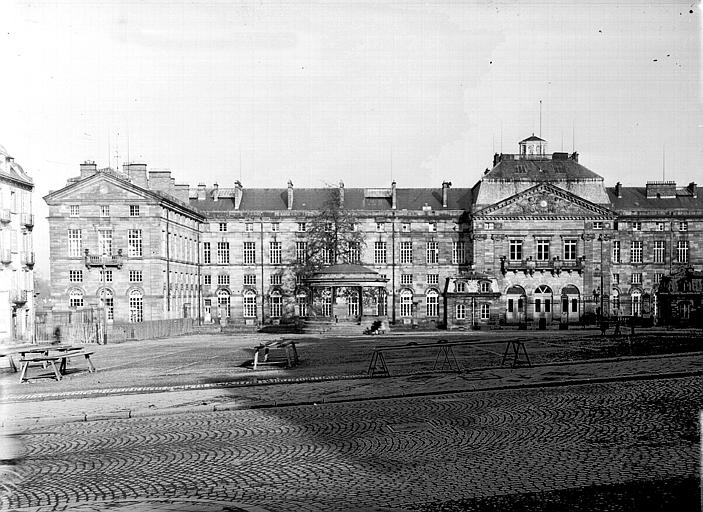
(305, 264), (388, 288)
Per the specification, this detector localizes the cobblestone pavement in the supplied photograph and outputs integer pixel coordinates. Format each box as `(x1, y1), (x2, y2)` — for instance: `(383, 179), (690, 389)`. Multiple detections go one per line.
(3, 376), (702, 512)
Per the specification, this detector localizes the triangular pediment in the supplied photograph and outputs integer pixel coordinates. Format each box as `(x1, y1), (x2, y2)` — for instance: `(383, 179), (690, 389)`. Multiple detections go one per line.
(474, 183), (614, 219)
(44, 172), (154, 204)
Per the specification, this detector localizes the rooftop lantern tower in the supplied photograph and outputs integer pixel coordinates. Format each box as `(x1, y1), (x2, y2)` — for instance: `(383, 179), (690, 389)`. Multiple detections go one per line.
(519, 134), (548, 158)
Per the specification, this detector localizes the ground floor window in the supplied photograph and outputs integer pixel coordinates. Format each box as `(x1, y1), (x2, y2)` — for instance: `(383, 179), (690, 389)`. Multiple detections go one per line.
(480, 303), (490, 320)
(631, 291), (641, 316)
(270, 291), (282, 318)
(129, 290), (143, 323)
(243, 290), (256, 318)
(69, 289), (84, 309)
(400, 290), (413, 317)
(100, 289), (114, 321)
(348, 292), (359, 317)
(680, 302), (691, 319)
(296, 294), (308, 317)
(321, 289), (332, 317)
(455, 303), (466, 320)
(426, 290), (439, 317)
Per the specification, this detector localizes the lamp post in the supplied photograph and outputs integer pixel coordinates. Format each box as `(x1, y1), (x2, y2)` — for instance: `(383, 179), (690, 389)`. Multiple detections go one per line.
(598, 234), (609, 319)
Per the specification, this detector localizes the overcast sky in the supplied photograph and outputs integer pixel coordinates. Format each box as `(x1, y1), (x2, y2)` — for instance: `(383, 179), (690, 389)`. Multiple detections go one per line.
(0, 0), (701, 276)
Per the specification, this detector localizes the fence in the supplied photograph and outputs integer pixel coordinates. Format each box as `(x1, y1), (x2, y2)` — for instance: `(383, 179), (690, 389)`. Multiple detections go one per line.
(107, 318), (195, 343)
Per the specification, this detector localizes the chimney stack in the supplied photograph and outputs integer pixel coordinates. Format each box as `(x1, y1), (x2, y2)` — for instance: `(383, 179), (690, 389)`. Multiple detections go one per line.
(391, 180), (397, 210)
(197, 183), (206, 201)
(338, 181), (344, 207)
(234, 180), (243, 210)
(570, 151), (579, 163)
(212, 182), (219, 202)
(493, 153), (501, 167)
(442, 181), (452, 208)
(80, 161), (97, 179)
(124, 163), (148, 189)
(287, 180), (294, 210)
(688, 182), (698, 198)
(615, 182), (622, 198)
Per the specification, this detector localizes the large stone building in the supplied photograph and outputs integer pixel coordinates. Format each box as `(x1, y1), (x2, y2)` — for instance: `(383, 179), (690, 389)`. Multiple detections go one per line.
(44, 136), (702, 329)
(0, 145), (35, 342)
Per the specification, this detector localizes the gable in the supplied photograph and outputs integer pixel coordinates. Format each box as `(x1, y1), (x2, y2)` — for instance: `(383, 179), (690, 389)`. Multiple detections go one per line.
(474, 183), (614, 219)
(45, 173), (153, 204)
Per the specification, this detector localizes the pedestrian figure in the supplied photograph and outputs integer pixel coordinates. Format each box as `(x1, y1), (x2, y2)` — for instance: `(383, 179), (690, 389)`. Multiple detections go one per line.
(52, 326), (62, 345)
(630, 315), (636, 336)
(613, 320), (621, 337)
(263, 347), (270, 363)
(599, 320), (608, 336)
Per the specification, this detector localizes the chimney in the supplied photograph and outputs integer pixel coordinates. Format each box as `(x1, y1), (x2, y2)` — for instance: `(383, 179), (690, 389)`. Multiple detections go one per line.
(493, 153), (501, 167)
(688, 182), (698, 198)
(212, 182), (219, 202)
(338, 180), (345, 207)
(442, 181), (452, 208)
(174, 183), (189, 203)
(197, 183), (206, 201)
(234, 180), (243, 210)
(124, 163), (148, 188)
(287, 180), (294, 210)
(391, 180), (397, 210)
(570, 151), (579, 163)
(615, 182), (622, 198)
(148, 170), (173, 194)
(80, 161), (97, 179)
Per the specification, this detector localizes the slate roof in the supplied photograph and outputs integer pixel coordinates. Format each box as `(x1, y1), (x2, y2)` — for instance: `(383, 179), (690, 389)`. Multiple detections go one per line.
(190, 187), (473, 212)
(607, 187), (703, 211)
(484, 156), (603, 181)
(0, 145), (33, 187)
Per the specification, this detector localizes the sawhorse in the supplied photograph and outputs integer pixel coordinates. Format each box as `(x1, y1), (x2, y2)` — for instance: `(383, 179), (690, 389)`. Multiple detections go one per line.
(501, 340), (531, 368)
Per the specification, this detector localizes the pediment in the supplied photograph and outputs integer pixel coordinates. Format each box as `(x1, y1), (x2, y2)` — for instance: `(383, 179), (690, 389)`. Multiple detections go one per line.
(45, 173), (152, 204)
(475, 183), (614, 219)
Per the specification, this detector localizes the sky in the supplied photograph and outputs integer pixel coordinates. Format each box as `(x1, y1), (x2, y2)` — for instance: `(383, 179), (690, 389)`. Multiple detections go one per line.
(0, 0), (701, 276)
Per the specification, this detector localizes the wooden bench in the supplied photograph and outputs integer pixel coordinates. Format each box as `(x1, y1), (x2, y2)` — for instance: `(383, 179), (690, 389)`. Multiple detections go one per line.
(19, 350), (95, 382)
(0, 352), (18, 372)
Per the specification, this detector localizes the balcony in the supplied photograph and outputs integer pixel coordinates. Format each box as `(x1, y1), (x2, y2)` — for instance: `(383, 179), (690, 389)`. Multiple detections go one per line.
(21, 213), (34, 230)
(21, 251), (35, 268)
(10, 290), (27, 305)
(501, 256), (585, 275)
(0, 249), (12, 264)
(0, 208), (10, 223)
(85, 251), (124, 269)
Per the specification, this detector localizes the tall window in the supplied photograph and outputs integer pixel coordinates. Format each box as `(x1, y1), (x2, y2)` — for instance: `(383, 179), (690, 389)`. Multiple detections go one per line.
(400, 241), (413, 264)
(509, 240), (523, 261)
(349, 242), (360, 263)
(68, 229), (82, 257)
(455, 304), (466, 320)
(426, 241), (439, 264)
(269, 242), (282, 264)
(536, 239), (550, 261)
(99, 205), (110, 217)
(653, 241), (665, 263)
(243, 242), (255, 264)
(677, 240), (689, 263)
(321, 289), (332, 316)
(451, 241), (465, 264)
(203, 242), (211, 264)
(101, 289), (114, 321)
(129, 290), (143, 322)
(630, 241), (642, 263)
(631, 291), (641, 316)
(296, 241), (307, 263)
(270, 291), (282, 317)
(426, 289), (439, 317)
(612, 241), (621, 263)
(217, 242), (230, 264)
(218, 290), (231, 318)
(296, 293), (308, 317)
(400, 289), (413, 317)
(69, 289), (83, 308)
(374, 241), (387, 264)
(480, 304), (490, 320)
(129, 205), (140, 217)
(563, 239), (577, 260)
(128, 229), (142, 257)
(322, 247), (333, 265)
(98, 229), (113, 256)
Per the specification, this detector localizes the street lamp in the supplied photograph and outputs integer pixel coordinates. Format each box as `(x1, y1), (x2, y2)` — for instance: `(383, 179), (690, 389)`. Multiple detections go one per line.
(598, 234), (609, 319)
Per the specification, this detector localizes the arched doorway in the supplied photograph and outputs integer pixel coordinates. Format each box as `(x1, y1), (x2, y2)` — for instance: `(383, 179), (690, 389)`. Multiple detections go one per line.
(534, 285), (553, 325)
(217, 289), (231, 319)
(560, 285), (580, 323)
(129, 289), (143, 323)
(611, 289), (621, 318)
(505, 285), (526, 324)
(400, 289), (413, 319)
(242, 290), (255, 319)
(98, 288), (114, 322)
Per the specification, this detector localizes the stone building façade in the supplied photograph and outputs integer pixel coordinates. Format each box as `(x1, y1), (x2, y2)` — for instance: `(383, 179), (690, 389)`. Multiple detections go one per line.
(0, 145), (35, 342)
(43, 135), (702, 329)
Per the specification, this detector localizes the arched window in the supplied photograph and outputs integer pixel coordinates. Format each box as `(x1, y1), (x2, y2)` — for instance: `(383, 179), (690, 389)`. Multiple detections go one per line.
(426, 289), (439, 317)
(631, 290), (641, 316)
(69, 289), (83, 309)
(455, 281), (467, 293)
(296, 292), (308, 317)
(611, 289), (620, 315)
(321, 288), (332, 317)
(534, 285), (553, 313)
(270, 290), (282, 318)
(129, 289), (143, 323)
(100, 288), (114, 321)
(242, 290), (255, 318)
(400, 289), (413, 317)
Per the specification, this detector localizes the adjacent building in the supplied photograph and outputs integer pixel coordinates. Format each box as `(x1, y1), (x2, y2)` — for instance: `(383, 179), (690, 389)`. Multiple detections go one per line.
(0, 145), (35, 343)
(43, 136), (702, 330)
